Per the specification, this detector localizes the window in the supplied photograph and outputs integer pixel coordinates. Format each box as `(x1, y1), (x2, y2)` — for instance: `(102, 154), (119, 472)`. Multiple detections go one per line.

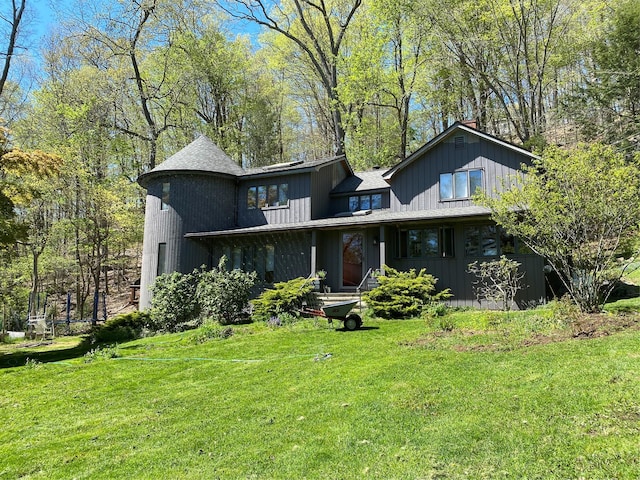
(465, 225), (497, 256)
(247, 187), (257, 209)
(226, 244), (276, 283)
(440, 169), (483, 200)
(157, 243), (167, 275)
(248, 183), (288, 209)
(464, 225), (532, 256)
(161, 182), (170, 210)
(265, 244), (275, 283)
(398, 227), (454, 258)
(348, 193), (383, 212)
(257, 186), (267, 208)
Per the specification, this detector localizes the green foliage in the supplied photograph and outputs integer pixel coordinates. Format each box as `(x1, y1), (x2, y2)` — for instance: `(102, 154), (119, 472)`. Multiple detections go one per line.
(549, 296), (581, 325)
(428, 314), (456, 332)
(93, 311), (153, 343)
(467, 255), (525, 311)
(151, 261), (258, 330)
(192, 321), (234, 343)
(363, 266), (452, 319)
(83, 344), (120, 362)
(251, 277), (318, 322)
(150, 270), (201, 332)
(478, 143), (640, 313)
(423, 302), (450, 319)
(197, 258), (257, 325)
(570, 0), (640, 149)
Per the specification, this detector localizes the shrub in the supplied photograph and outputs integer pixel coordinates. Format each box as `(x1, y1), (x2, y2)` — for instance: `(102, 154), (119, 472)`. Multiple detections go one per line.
(429, 315), (456, 332)
(84, 344), (120, 362)
(424, 302), (450, 319)
(150, 270), (201, 332)
(94, 311), (153, 343)
(363, 266), (452, 319)
(197, 258), (257, 325)
(252, 277), (318, 322)
(193, 321), (234, 343)
(549, 295), (581, 325)
(467, 256), (525, 312)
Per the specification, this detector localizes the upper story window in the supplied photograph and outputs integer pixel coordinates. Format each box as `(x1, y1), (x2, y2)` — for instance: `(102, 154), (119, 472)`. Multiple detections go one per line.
(349, 193), (382, 212)
(440, 169), (483, 201)
(248, 183), (289, 209)
(161, 182), (170, 210)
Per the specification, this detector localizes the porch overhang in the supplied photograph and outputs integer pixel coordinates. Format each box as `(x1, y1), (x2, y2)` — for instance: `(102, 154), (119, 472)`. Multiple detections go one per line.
(184, 206), (492, 240)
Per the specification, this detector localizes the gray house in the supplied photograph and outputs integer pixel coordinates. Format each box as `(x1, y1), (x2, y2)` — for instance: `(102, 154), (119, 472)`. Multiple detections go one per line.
(137, 122), (546, 310)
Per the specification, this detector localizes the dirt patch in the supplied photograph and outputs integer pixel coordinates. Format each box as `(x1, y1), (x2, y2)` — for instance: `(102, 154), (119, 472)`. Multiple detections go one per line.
(406, 313), (640, 352)
(570, 314), (640, 338)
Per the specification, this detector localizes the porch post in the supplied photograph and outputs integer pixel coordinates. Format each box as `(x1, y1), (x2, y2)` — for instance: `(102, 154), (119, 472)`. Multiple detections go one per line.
(379, 225), (386, 275)
(310, 229), (317, 276)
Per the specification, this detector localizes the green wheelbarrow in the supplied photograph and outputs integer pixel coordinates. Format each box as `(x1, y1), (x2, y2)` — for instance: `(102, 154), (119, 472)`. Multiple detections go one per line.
(301, 300), (362, 331)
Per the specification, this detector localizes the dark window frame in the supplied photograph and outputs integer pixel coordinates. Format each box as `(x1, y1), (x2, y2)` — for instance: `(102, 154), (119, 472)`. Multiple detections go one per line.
(397, 226), (455, 259)
(248, 183), (289, 209)
(464, 224), (533, 257)
(348, 193), (383, 212)
(224, 243), (276, 283)
(157, 243), (167, 276)
(161, 182), (170, 211)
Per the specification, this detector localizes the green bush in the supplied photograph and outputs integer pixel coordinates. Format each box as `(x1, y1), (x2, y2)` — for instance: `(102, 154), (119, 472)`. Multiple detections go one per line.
(193, 321), (234, 343)
(84, 344), (120, 362)
(197, 258), (257, 325)
(363, 266), (452, 319)
(94, 311), (153, 343)
(252, 277), (318, 322)
(150, 270), (201, 332)
(549, 295), (581, 325)
(424, 302), (450, 319)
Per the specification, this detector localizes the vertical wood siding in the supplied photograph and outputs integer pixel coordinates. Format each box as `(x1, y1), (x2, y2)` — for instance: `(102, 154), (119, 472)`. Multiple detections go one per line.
(237, 173), (311, 227)
(312, 164), (346, 219)
(208, 231), (312, 283)
(384, 221), (546, 309)
(139, 174), (236, 308)
(390, 135), (532, 212)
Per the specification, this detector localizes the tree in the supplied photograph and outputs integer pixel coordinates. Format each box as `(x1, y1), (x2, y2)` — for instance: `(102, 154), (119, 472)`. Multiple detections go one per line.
(426, 0), (586, 145)
(468, 255), (525, 312)
(219, 0), (363, 156)
(478, 143), (640, 312)
(173, 20), (281, 166)
(73, 0), (190, 170)
(0, 0), (25, 98)
(567, 0), (640, 152)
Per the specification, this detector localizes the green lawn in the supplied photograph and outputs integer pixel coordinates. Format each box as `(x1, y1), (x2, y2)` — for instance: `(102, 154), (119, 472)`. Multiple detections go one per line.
(1, 308), (639, 479)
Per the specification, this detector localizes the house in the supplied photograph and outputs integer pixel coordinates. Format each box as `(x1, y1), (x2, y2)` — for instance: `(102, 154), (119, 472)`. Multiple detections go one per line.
(137, 122), (546, 310)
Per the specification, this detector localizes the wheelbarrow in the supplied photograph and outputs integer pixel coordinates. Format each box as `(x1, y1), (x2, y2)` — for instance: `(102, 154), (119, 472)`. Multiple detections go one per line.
(301, 300), (362, 331)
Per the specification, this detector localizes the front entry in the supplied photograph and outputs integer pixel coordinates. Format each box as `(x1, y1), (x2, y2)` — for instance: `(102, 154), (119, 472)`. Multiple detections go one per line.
(342, 232), (363, 287)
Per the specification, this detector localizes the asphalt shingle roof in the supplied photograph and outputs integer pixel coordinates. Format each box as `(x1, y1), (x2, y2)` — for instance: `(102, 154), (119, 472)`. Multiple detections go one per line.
(185, 205), (491, 239)
(331, 170), (389, 194)
(138, 135), (244, 186)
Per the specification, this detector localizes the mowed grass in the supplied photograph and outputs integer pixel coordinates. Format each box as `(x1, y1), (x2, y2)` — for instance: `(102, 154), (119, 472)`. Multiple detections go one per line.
(1, 306), (639, 479)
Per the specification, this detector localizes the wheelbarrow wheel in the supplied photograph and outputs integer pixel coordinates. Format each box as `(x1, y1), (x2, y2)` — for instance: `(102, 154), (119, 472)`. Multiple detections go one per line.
(344, 313), (361, 331)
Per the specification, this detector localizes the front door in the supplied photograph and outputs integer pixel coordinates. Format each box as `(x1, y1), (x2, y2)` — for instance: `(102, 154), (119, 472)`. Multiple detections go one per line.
(342, 232), (363, 288)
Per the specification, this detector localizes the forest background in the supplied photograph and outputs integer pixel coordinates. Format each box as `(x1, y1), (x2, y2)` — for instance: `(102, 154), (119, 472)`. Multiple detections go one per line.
(0, 0), (638, 326)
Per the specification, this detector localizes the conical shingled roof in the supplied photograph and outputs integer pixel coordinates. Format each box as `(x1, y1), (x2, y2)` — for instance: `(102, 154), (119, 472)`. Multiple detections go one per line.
(138, 135), (244, 187)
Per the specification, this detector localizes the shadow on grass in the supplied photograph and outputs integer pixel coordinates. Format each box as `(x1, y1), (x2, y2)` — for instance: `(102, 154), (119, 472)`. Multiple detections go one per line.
(335, 326), (380, 332)
(0, 336), (94, 369)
